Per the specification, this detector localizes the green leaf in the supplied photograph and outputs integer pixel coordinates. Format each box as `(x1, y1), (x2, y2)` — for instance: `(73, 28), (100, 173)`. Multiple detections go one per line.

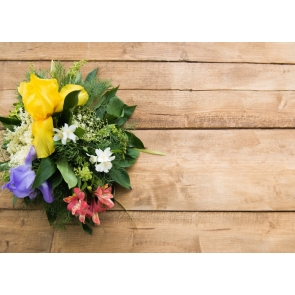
(74, 72), (82, 84)
(59, 90), (80, 125)
(85, 68), (98, 83)
(125, 131), (145, 149)
(32, 158), (57, 189)
(74, 127), (86, 138)
(0, 116), (21, 131)
(115, 105), (136, 126)
(59, 109), (73, 126)
(50, 171), (63, 190)
(81, 222), (92, 235)
(119, 156), (138, 168)
(106, 96), (125, 118)
(120, 148), (139, 167)
(126, 148), (140, 159)
(96, 106), (106, 119)
(56, 158), (78, 189)
(0, 161), (9, 172)
(63, 90), (80, 110)
(45, 209), (57, 225)
(12, 195), (18, 208)
(109, 168), (131, 189)
(105, 86), (119, 100)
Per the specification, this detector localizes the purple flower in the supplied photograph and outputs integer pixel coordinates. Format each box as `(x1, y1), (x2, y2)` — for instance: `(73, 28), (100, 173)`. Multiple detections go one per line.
(2, 146), (54, 203)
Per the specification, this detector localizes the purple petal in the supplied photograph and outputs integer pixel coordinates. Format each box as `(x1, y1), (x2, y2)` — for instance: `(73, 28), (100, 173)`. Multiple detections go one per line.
(29, 190), (38, 199)
(12, 166), (35, 191)
(39, 181), (54, 203)
(2, 166), (36, 198)
(24, 146), (37, 166)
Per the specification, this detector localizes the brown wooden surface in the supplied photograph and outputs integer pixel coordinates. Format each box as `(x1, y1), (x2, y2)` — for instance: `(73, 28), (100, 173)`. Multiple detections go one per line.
(1, 42), (295, 252)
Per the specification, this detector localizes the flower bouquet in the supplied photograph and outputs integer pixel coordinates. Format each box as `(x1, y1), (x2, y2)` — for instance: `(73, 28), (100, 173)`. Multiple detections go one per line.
(0, 60), (164, 234)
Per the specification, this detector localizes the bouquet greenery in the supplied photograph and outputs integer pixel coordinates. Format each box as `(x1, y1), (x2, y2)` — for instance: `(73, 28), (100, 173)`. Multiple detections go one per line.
(0, 60), (164, 234)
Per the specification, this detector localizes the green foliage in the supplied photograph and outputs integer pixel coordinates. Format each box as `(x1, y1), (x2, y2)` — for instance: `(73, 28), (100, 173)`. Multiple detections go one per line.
(81, 223), (92, 235)
(0, 116), (21, 131)
(109, 168), (131, 189)
(56, 158), (78, 189)
(0, 161), (9, 172)
(125, 131), (145, 149)
(58, 90), (80, 126)
(44, 181), (73, 229)
(32, 157), (56, 189)
(0, 60), (165, 234)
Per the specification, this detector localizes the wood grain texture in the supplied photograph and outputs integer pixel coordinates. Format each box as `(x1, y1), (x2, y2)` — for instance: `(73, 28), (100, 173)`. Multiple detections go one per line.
(1, 42), (295, 63)
(2, 61), (295, 91)
(2, 90), (295, 129)
(1, 42), (295, 253)
(0, 210), (53, 252)
(1, 210), (291, 253)
(2, 130), (295, 211)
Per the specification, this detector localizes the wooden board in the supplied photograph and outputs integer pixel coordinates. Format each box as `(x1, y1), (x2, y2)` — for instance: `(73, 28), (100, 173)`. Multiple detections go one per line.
(2, 61), (295, 91)
(1, 42), (295, 63)
(1, 42), (295, 253)
(2, 89), (295, 128)
(2, 130), (295, 211)
(1, 209), (294, 253)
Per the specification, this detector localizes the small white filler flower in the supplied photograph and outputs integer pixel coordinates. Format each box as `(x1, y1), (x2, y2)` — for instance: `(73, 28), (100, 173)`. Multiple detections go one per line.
(53, 123), (78, 145)
(87, 147), (115, 173)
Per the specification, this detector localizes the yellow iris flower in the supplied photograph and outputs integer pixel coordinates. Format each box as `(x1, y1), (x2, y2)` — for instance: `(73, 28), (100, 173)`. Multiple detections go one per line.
(18, 74), (89, 158)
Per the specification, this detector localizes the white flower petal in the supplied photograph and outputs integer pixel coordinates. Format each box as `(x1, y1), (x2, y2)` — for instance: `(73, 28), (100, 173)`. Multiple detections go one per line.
(95, 163), (104, 172)
(53, 134), (61, 141)
(95, 149), (103, 157)
(69, 125), (77, 132)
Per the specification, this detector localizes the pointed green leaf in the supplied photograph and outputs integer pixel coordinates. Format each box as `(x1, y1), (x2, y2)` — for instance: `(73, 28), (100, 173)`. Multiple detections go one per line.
(115, 105), (136, 126)
(85, 68), (98, 83)
(105, 86), (119, 100)
(109, 168), (131, 189)
(56, 158), (78, 189)
(63, 90), (80, 110)
(106, 96), (125, 118)
(32, 158), (57, 189)
(125, 131), (145, 149)
(81, 222), (92, 235)
(0, 161), (9, 172)
(0, 116), (21, 130)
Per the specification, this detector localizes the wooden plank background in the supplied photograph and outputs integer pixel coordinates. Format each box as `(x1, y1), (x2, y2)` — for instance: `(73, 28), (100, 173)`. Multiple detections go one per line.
(1, 42), (295, 252)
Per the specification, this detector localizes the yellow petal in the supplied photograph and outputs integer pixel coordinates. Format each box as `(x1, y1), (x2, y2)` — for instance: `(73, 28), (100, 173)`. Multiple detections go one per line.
(19, 74), (63, 120)
(55, 84), (89, 113)
(32, 117), (55, 158)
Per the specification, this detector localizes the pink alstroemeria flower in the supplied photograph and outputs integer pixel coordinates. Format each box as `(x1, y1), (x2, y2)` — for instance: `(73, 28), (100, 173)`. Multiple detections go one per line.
(93, 185), (114, 209)
(89, 198), (106, 225)
(63, 188), (92, 223)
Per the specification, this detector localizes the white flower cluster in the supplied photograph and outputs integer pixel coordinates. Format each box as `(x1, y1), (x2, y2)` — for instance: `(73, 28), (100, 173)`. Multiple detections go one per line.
(4, 109), (33, 167)
(87, 147), (115, 173)
(72, 109), (102, 142)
